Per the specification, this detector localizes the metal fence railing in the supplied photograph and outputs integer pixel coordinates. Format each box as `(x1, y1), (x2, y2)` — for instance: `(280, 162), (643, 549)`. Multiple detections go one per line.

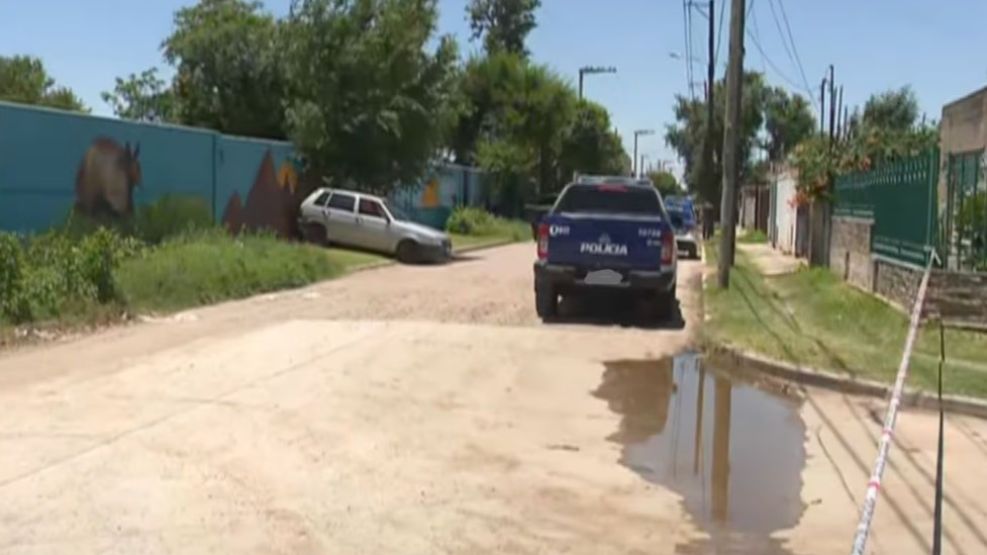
(834, 149), (939, 266)
(944, 150), (987, 271)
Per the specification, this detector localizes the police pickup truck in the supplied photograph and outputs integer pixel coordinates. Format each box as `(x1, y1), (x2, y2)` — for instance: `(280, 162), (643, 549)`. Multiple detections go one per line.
(533, 176), (678, 320)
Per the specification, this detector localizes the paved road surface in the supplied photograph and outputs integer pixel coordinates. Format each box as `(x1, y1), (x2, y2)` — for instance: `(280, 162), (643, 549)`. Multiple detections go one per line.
(0, 244), (984, 554)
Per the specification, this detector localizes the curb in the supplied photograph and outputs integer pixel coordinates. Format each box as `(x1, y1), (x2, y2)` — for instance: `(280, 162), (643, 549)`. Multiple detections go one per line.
(711, 343), (987, 420)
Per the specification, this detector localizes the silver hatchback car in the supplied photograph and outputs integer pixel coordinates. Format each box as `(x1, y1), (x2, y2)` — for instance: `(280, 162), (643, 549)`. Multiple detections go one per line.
(298, 188), (452, 263)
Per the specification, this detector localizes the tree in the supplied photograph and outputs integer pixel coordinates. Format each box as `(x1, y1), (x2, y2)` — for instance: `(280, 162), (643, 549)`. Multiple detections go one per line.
(559, 100), (626, 180)
(763, 87), (814, 163)
(862, 86), (919, 133)
(163, 0), (285, 138)
(282, 0), (459, 192)
(0, 55), (86, 112)
(647, 170), (682, 198)
(101, 67), (176, 122)
(467, 0), (541, 56)
(665, 71), (768, 204)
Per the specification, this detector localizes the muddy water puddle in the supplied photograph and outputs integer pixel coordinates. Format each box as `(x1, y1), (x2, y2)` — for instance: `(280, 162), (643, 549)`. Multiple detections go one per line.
(593, 353), (806, 554)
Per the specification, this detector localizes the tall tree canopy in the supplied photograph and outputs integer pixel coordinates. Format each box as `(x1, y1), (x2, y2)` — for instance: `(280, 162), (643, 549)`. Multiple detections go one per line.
(101, 67), (176, 122)
(763, 87), (815, 163)
(664, 72), (775, 203)
(467, 0), (541, 56)
(163, 0), (286, 138)
(862, 86), (920, 132)
(0, 55), (86, 112)
(281, 0), (459, 190)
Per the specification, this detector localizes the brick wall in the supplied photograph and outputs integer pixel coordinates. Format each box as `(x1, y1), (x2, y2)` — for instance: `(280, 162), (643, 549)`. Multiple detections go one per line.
(874, 259), (924, 311)
(829, 217), (873, 291)
(926, 271), (987, 328)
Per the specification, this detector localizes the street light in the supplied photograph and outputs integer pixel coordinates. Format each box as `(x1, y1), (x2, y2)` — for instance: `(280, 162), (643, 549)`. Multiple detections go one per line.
(578, 65), (617, 99)
(633, 129), (655, 178)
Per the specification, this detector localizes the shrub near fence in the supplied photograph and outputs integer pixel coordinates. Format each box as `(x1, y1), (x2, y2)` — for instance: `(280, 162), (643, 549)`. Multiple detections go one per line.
(834, 149), (939, 265)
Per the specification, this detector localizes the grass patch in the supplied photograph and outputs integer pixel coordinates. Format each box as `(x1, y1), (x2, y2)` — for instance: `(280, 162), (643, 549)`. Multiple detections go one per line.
(703, 240), (987, 398)
(445, 207), (530, 243)
(737, 229), (768, 244)
(116, 230), (342, 313)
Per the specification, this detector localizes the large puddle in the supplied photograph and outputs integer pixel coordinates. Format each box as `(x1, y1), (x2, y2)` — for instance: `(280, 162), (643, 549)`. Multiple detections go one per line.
(593, 353), (806, 554)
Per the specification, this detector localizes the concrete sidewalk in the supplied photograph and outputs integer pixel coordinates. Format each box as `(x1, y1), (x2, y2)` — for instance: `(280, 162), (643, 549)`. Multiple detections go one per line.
(739, 242), (806, 276)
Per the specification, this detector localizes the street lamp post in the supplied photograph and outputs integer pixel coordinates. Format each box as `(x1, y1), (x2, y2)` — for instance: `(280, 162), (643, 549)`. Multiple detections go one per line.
(633, 129), (655, 178)
(578, 65), (617, 99)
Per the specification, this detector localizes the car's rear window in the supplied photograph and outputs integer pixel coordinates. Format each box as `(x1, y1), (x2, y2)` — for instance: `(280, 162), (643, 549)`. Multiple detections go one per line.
(554, 185), (663, 216)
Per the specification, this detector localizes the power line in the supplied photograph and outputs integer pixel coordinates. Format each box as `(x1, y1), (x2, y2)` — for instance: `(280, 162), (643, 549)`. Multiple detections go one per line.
(774, 0), (813, 103)
(746, 24), (810, 95)
(748, 0), (767, 75)
(766, 0), (798, 75)
(683, 0), (696, 99)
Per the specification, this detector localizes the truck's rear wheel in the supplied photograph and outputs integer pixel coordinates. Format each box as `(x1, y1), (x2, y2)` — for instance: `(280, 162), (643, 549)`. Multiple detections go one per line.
(535, 284), (558, 319)
(653, 291), (676, 320)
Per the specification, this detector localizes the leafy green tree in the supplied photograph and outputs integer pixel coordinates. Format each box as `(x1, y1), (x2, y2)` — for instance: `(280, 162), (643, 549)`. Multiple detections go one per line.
(163, 0), (285, 138)
(101, 67), (177, 122)
(763, 87), (814, 162)
(282, 0), (459, 192)
(0, 55), (86, 112)
(862, 86), (919, 132)
(664, 71), (768, 203)
(647, 170), (682, 198)
(467, 0), (541, 56)
(559, 100), (626, 180)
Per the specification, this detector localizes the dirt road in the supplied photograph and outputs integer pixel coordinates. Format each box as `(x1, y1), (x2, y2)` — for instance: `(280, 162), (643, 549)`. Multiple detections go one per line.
(0, 244), (984, 554)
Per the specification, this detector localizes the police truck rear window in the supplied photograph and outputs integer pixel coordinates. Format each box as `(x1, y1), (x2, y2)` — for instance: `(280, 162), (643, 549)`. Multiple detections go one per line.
(554, 185), (662, 215)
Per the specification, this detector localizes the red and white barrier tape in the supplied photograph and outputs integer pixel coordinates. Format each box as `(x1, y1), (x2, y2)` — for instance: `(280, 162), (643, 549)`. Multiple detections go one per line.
(849, 252), (937, 555)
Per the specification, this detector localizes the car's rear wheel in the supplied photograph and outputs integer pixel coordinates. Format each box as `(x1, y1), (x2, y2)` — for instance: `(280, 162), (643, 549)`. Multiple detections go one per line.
(535, 284), (558, 319)
(396, 240), (419, 264)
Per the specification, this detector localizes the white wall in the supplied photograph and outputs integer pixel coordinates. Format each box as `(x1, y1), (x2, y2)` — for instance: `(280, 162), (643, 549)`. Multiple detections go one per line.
(772, 171), (798, 254)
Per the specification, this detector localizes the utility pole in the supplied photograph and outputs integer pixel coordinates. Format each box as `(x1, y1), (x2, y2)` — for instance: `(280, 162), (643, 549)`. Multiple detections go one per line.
(819, 78), (827, 134)
(828, 65), (836, 144)
(843, 106), (850, 140)
(717, 0), (745, 287)
(836, 85), (844, 141)
(700, 0), (716, 208)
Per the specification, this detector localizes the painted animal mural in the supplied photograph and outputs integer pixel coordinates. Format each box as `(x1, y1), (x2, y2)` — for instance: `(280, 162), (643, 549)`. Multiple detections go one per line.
(75, 138), (142, 217)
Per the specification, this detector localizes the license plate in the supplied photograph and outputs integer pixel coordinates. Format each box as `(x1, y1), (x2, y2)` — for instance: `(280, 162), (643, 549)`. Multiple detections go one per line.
(584, 269), (623, 285)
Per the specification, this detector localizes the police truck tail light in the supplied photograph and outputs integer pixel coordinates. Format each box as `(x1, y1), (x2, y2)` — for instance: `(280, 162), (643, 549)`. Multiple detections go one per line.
(537, 223), (550, 260)
(661, 229), (675, 265)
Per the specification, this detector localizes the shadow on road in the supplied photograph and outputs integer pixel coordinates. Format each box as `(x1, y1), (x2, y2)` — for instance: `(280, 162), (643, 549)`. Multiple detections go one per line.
(543, 292), (686, 330)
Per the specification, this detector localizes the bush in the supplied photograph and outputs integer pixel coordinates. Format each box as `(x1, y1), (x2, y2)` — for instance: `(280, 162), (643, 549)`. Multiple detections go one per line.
(61, 194), (214, 244)
(446, 207), (496, 235)
(0, 233), (30, 323)
(134, 194), (213, 244)
(116, 230), (339, 312)
(445, 207), (528, 240)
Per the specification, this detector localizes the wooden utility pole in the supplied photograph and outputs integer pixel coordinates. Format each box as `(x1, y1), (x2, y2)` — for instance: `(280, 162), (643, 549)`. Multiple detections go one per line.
(828, 65), (836, 144)
(819, 78), (827, 134)
(702, 0), (716, 197)
(836, 85), (844, 140)
(717, 0), (745, 287)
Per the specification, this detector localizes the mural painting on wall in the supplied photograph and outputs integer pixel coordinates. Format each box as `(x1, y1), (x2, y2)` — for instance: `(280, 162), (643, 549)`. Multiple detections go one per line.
(75, 138), (141, 218)
(222, 150), (308, 238)
(421, 179), (440, 208)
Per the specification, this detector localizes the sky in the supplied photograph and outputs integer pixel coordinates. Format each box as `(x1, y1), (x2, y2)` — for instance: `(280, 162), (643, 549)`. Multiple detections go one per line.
(3, 0), (987, 177)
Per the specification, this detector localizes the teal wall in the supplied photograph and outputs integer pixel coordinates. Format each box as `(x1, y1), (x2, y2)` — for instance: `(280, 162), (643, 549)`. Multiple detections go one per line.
(0, 100), (488, 234)
(0, 101), (295, 234)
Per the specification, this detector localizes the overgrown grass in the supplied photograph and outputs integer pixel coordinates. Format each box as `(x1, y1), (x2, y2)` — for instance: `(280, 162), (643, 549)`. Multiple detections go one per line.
(445, 207), (530, 243)
(703, 240), (987, 398)
(737, 229), (768, 244)
(117, 230), (341, 312)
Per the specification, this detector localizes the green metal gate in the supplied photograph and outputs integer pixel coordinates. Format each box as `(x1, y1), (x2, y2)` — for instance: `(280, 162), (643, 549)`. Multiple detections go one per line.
(944, 150), (987, 270)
